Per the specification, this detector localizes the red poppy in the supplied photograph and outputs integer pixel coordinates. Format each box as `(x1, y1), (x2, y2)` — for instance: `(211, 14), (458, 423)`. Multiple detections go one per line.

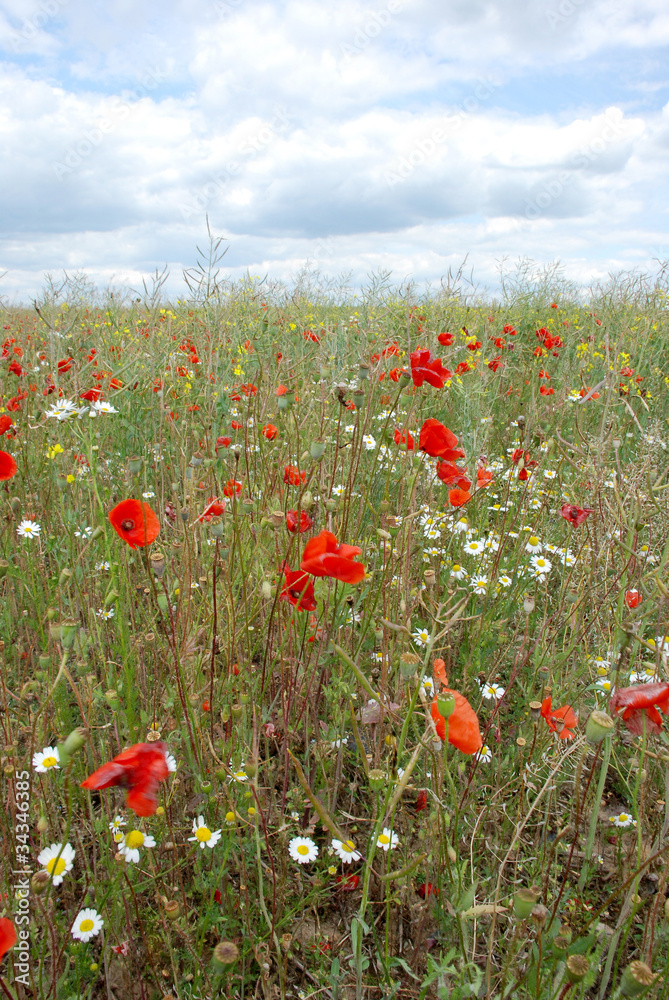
(437, 332), (453, 346)
(0, 451), (17, 481)
(231, 420), (243, 430)
(414, 790), (428, 812)
(286, 509), (314, 533)
(393, 428), (415, 450)
(455, 361), (472, 374)
(448, 487), (471, 507)
(539, 385), (554, 396)
(80, 388), (102, 401)
(109, 499), (160, 549)
(223, 479), (242, 497)
(466, 340), (482, 351)
(57, 358), (73, 374)
(199, 497), (225, 522)
(431, 691), (482, 754)
(81, 742), (170, 816)
(300, 530), (365, 584)
(625, 589), (642, 609)
(280, 565), (316, 611)
(488, 356), (503, 372)
(436, 461), (471, 490)
(8, 360), (23, 376)
(0, 415), (13, 434)
(303, 328), (321, 343)
(477, 467), (493, 488)
(262, 424), (278, 441)
(418, 419), (465, 460)
(0, 918), (16, 962)
(410, 348), (452, 388)
(109, 378), (122, 390)
(541, 697), (578, 740)
(560, 504), (593, 527)
(609, 682), (669, 736)
(283, 465), (306, 486)
(416, 882), (438, 898)
(215, 435), (232, 451)
(579, 386), (600, 400)
(336, 874), (360, 891)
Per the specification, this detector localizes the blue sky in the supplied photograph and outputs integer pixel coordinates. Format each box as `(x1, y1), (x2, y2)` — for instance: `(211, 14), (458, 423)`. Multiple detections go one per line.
(1, 0), (669, 301)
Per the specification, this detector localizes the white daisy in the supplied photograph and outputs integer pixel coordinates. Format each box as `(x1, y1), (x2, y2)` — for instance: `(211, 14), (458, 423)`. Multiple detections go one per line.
(331, 839), (361, 863)
(595, 677), (613, 693)
(420, 676), (435, 699)
(164, 752), (178, 772)
(37, 842), (75, 885)
(590, 655), (611, 669)
(109, 815), (126, 844)
(530, 555), (552, 574)
(376, 828), (398, 851)
(92, 400), (119, 415)
(119, 830), (156, 864)
(74, 526), (93, 538)
(463, 539), (485, 556)
(474, 745), (492, 763)
(480, 682), (505, 700)
(230, 769), (248, 783)
(498, 574), (512, 588)
(33, 746), (60, 773)
(362, 434), (377, 451)
(142, 491), (156, 499)
(453, 517), (469, 533)
(543, 470), (557, 479)
(95, 561), (111, 571)
(71, 908), (103, 942)
(412, 628), (431, 647)
(525, 535), (542, 554)
(289, 836), (318, 864)
(470, 575), (488, 595)
(188, 816), (222, 850)
(609, 812), (636, 828)
(451, 563), (467, 580)
(45, 399), (78, 421)
(17, 519), (41, 539)
(97, 607), (115, 620)
(484, 535), (500, 553)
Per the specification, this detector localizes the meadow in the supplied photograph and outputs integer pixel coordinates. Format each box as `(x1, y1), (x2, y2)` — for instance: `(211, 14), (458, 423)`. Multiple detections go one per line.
(1, 260), (669, 1000)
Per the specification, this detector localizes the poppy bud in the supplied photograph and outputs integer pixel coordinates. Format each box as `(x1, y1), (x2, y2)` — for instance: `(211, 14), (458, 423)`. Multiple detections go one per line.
(90, 525), (104, 540)
(310, 440), (327, 460)
(513, 886), (540, 919)
(59, 567), (73, 588)
(59, 618), (79, 649)
(212, 941), (239, 968)
(324, 499), (339, 511)
(585, 710), (614, 745)
(245, 756), (258, 778)
(31, 871), (51, 895)
(104, 588), (119, 607)
(565, 955), (590, 984)
(398, 370), (411, 387)
(277, 394), (290, 410)
(0, 559), (9, 578)
(447, 845), (456, 863)
(62, 727), (88, 755)
(47, 607), (58, 621)
(619, 960), (657, 996)
(127, 456), (143, 474)
(37, 815), (48, 833)
(358, 363), (370, 380)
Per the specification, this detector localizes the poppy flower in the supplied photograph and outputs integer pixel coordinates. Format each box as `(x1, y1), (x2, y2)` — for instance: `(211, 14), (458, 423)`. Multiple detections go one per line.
(80, 388), (103, 402)
(609, 682), (669, 736)
(410, 348), (452, 388)
(223, 480), (242, 497)
(436, 461), (471, 490)
(215, 436), (231, 451)
(416, 882), (438, 898)
(431, 691), (482, 754)
(0, 918), (16, 962)
(579, 386), (600, 400)
(109, 499), (160, 549)
(437, 332), (454, 346)
(625, 589), (642, 609)
(541, 697), (578, 740)
(300, 530), (365, 584)
(286, 509), (314, 533)
(476, 468), (493, 488)
(58, 358), (73, 374)
(560, 504), (593, 527)
(0, 451), (17, 481)
(0, 415), (13, 434)
(81, 742), (170, 816)
(336, 874), (360, 891)
(418, 419), (465, 460)
(199, 498), (225, 522)
(262, 424), (278, 441)
(283, 465), (306, 486)
(280, 565), (317, 611)
(448, 487), (471, 507)
(393, 429), (415, 450)
(455, 361), (472, 374)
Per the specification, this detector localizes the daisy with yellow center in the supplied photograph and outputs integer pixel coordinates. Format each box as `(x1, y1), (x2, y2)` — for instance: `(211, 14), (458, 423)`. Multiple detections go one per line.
(37, 842), (75, 885)
(119, 829), (156, 864)
(33, 746), (60, 773)
(71, 908), (104, 942)
(289, 836), (318, 864)
(331, 839), (361, 863)
(376, 828), (399, 851)
(188, 815), (222, 850)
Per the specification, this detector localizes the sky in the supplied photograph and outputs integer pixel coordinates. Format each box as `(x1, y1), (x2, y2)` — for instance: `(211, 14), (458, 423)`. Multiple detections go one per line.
(1, 0), (669, 302)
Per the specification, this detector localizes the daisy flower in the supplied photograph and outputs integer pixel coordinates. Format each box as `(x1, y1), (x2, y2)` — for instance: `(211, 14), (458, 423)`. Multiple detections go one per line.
(595, 677), (613, 693)
(109, 815), (126, 844)
(362, 434), (376, 450)
(525, 535), (542, 554)
(289, 836), (318, 864)
(188, 816), (222, 850)
(470, 575), (488, 595)
(609, 812), (636, 828)
(97, 607), (115, 620)
(164, 752), (177, 772)
(420, 676), (435, 699)
(474, 745), (492, 763)
(451, 564), (467, 580)
(498, 573), (512, 588)
(45, 399), (78, 420)
(17, 520), (41, 539)
(95, 561), (111, 571)
(92, 401), (119, 415)
(530, 555), (552, 574)
(412, 628), (431, 647)
(74, 526), (93, 538)
(71, 908), (104, 942)
(142, 491), (156, 499)
(453, 517), (469, 533)
(33, 746), (60, 773)
(463, 539), (485, 556)
(590, 655), (611, 669)
(484, 535), (500, 553)
(480, 682), (505, 700)
(230, 769), (248, 783)
(543, 470), (557, 479)
(37, 842), (75, 885)
(331, 839), (361, 863)
(376, 828), (398, 851)
(119, 830), (156, 864)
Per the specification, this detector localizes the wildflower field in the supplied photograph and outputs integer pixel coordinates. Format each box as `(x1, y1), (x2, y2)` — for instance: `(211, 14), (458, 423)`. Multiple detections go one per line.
(2, 266), (669, 1000)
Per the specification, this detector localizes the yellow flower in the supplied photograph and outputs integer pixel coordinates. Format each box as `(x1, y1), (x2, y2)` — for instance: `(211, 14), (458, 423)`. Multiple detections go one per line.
(47, 444), (64, 459)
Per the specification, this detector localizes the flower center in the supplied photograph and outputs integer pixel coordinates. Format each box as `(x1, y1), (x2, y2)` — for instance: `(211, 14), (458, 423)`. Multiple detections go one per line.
(453, 564), (460, 572)
(297, 844), (309, 856)
(529, 536), (539, 545)
(80, 919), (94, 932)
(195, 827), (211, 842)
(125, 831), (144, 849)
(121, 519), (135, 531)
(379, 834), (389, 845)
(42, 755), (58, 768)
(619, 813), (628, 822)
(46, 858), (66, 876)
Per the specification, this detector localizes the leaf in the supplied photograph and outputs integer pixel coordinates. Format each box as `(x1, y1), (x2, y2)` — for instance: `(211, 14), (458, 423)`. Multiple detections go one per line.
(460, 903), (508, 918)
(455, 882), (478, 913)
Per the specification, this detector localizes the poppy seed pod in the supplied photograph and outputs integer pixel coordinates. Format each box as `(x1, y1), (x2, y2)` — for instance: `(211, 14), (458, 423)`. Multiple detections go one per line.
(565, 955), (590, 984)
(59, 618), (79, 649)
(164, 900), (180, 921)
(358, 363), (370, 380)
(212, 940), (239, 968)
(31, 871), (51, 895)
(436, 692), (455, 719)
(585, 709), (614, 745)
(150, 552), (166, 578)
(513, 886), (540, 919)
(0, 559), (9, 579)
(310, 440), (327, 460)
(368, 769), (386, 792)
(619, 960), (657, 996)
(127, 456), (143, 474)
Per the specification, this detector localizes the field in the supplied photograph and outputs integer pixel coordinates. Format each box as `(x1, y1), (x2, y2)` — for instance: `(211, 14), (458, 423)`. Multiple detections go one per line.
(1, 261), (669, 1000)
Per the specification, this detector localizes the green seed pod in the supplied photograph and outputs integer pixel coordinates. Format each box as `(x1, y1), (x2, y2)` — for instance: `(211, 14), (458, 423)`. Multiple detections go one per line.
(513, 886), (540, 920)
(585, 709), (615, 745)
(59, 618), (79, 649)
(565, 955), (590, 984)
(212, 940), (239, 969)
(436, 692), (455, 719)
(619, 960), (657, 997)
